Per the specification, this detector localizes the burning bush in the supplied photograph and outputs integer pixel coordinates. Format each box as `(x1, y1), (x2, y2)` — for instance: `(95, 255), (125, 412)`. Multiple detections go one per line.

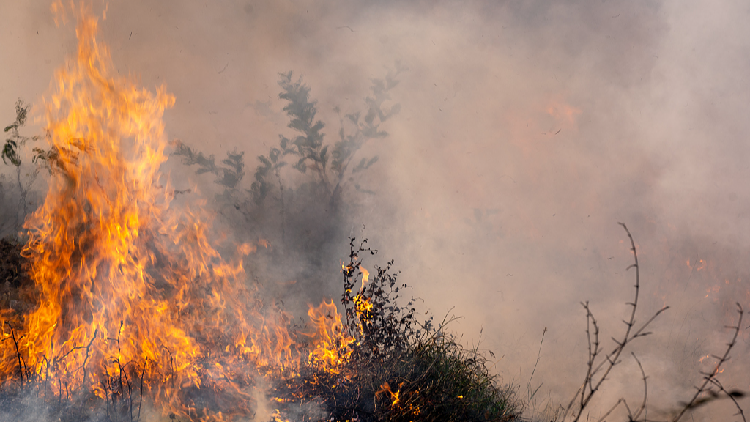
(0, 5), (521, 421)
(1, 4), (745, 422)
(268, 239), (522, 422)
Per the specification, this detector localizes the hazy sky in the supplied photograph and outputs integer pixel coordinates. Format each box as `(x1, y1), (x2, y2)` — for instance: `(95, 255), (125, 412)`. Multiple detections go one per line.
(2, 1), (750, 420)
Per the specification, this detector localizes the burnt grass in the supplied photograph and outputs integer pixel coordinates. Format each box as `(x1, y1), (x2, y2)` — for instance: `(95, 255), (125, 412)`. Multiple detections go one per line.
(0, 236), (523, 422)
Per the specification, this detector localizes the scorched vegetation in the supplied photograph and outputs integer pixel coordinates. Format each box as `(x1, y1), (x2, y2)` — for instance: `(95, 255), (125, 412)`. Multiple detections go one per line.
(0, 4), (747, 422)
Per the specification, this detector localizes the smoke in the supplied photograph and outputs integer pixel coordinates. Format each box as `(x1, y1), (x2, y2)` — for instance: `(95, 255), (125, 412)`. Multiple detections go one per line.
(2, 1), (749, 421)
(0, 393), (51, 422)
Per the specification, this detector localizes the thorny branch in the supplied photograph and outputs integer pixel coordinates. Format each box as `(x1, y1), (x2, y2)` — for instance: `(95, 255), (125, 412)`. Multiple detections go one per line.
(672, 303), (745, 422)
(707, 378), (746, 422)
(598, 352), (649, 422)
(563, 223), (669, 422)
(561, 224), (746, 422)
(631, 352), (648, 422)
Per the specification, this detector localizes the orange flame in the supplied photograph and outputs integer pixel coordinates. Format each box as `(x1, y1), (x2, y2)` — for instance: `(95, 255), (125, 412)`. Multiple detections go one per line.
(303, 300), (356, 374)
(376, 382), (421, 416)
(0, 5), (355, 420)
(377, 381), (401, 406)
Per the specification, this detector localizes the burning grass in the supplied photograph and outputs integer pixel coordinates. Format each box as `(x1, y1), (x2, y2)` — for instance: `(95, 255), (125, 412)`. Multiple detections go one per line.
(267, 240), (522, 422)
(0, 7), (521, 421)
(1, 3), (746, 422)
(0, 232), (523, 422)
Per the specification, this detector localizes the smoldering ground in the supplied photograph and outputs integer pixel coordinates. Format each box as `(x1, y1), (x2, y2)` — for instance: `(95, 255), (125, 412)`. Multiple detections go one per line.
(1, 1), (750, 421)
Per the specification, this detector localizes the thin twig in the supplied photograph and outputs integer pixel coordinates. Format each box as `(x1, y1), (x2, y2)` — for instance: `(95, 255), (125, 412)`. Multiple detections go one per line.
(707, 378), (746, 422)
(598, 398), (626, 422)
(563, 223), (668, 422)
(138, 361), (146, 421)
(527, 327), (547, 402)
(673, 303), (744, 422)
(10, 328), (26, 387)
(631, 352), (647, 422)
(81, 328), (99, 388)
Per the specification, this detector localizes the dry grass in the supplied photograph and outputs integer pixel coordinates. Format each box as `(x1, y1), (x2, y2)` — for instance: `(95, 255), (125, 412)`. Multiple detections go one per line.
(0, 230), (746, 422)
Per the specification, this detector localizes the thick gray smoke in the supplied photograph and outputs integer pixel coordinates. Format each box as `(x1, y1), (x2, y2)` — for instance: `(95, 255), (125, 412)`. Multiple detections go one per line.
(2, 1), (749, 421)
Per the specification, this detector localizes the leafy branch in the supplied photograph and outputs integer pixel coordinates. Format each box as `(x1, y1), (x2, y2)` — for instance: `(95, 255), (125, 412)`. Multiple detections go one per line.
(172, 141), (245, 190)
(2, 99), (55, 234)
(250, 65), (404, 207)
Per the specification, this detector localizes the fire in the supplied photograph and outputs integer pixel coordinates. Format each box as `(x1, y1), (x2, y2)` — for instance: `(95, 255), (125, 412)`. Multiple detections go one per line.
(376, 381), (421, 417)
(0, 5), (355, 420)
(686, 258), (707, 272)
(303, 300), (356, 374)
(377, 381), (401, 406)
(1, 3), (261, 410)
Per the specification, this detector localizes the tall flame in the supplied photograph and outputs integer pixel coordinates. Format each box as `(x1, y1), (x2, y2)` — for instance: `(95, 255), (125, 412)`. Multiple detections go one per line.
(0, 5), (358, 420)
(7, 3), (246, 399)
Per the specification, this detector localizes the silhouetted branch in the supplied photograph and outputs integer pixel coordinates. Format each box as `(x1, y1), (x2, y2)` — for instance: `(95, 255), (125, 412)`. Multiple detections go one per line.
(80, 328), (98, 388)
(673, 303), (744, 422)
(563, 223), (668, 422)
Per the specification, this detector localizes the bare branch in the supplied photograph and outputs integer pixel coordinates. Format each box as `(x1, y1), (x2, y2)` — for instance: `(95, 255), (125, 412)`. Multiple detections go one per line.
(673, 303), (744, 422)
